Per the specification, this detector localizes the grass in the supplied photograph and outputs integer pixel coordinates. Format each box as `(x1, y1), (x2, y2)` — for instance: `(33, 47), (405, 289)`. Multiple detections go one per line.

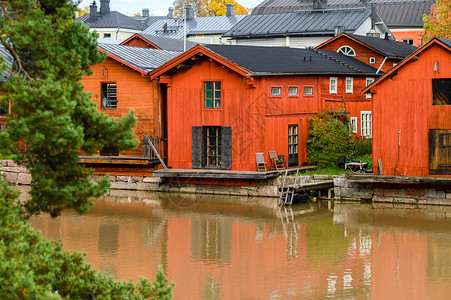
(0, 154), (17, 160)
(301, 156), (373, 175)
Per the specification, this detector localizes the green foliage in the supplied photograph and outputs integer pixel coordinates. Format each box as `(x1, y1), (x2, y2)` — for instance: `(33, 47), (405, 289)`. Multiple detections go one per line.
(307, 112), (355, 168)
(0, 179), (174, 299)
(0, 0), (139, 217)
(354, 137), (372, 157)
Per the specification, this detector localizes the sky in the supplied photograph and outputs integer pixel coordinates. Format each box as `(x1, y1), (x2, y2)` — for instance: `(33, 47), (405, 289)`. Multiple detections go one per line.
(77, 0), (264, 16)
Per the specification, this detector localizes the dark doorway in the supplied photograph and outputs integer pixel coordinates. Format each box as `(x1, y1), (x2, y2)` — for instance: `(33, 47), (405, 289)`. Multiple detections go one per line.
(288, 124), (299, 166)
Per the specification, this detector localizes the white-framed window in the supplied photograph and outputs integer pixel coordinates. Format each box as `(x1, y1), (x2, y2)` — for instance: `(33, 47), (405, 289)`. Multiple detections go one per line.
(101, 82), (117, 109)
(288, 86), (298, 97)
(369, 57), (376, 64)
(271, 87), (282, 97)
(350, 117), (357, 134)
(346, 77), (353, 93)
(330, 77), (337, 94)
(366, 77), (374, 99)
(361, 111), (372, 137)
(337, 45), (356, 56)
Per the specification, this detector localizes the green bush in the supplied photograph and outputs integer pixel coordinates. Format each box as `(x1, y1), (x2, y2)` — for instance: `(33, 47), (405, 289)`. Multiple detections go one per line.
(0, 180), (174, 299)
(354, 137), (372, 156)
(307, 112), (355, 168)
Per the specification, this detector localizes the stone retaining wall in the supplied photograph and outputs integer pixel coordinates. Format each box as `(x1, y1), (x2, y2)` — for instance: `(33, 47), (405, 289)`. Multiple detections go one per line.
(333, 176), (373, 200)
(373, 187), (451, 206)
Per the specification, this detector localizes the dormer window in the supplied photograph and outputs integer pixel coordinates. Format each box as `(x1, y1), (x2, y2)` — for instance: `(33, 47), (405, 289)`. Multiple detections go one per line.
(337, 46), (356, 56)
(369, 57), (376, 64)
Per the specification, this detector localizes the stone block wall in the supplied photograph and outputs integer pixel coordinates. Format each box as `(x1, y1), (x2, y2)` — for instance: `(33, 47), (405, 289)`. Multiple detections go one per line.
(373, 187), (451, 205)
(333, 176), (374, 200)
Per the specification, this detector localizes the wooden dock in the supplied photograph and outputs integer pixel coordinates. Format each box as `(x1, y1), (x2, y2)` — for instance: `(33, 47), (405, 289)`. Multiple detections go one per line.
(153, 166), (316, 180)
(293, 180), (334, 193)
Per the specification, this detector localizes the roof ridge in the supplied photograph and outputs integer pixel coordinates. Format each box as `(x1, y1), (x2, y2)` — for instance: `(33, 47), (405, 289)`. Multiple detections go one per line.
(311, 48), (360, 72)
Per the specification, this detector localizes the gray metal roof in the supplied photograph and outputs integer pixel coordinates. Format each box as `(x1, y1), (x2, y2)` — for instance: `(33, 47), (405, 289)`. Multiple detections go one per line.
(203, 44), (378, 75)
(224, 8), (372, 38)
(137, 33), (198, 51)
(132, 16), (167, 26)
(437, 38), (451, 49)
(141, 14), (247, 39)
(346, 33), (418, 58)
(77, 11), (147, 31)
(0, 45), (13, 81)
(98, 44), (181, 73)
(252, 0), (434, 28)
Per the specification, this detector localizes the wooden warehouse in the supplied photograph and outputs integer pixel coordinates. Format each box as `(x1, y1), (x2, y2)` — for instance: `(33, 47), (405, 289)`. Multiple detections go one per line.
(80, 44), (180, 175)
(150, 44), (379, 172)
(364, 38), (451, 177)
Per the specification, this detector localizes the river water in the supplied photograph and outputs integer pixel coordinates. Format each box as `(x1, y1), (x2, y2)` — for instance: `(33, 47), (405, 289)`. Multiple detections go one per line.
(30, 191), (451, 299)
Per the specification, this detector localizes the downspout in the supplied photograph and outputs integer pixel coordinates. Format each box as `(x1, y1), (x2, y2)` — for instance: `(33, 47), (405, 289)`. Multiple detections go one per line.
(116, 28), (120, 40)
(376, 57), (388, 74)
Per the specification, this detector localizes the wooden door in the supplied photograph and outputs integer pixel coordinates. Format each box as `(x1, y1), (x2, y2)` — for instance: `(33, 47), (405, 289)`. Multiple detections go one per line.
(429, 130), (451, 174)
(288, 124), (299, 167)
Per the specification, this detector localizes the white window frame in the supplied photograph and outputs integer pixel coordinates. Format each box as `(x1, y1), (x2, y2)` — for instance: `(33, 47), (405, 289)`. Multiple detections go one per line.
(369, 57), (376, 64)
(366, 77), (374, 99)
(350, 117), (357, 134)
(361, 111), (372, 138)
(337, 45), (356, 56)
(346, 77), (353, 94)
(330, 77), (338, 94)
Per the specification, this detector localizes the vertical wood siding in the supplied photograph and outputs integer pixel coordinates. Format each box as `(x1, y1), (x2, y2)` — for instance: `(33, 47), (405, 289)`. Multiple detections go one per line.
(372, 44), (451, 176)
(82, 57), (163, 158)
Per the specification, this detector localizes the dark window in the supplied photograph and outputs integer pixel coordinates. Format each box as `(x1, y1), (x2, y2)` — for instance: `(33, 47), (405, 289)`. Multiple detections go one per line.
(192, 126), (231, 169)
(402, 39), (414, 45)
(288, 124), (299, 166)
(101, 83), (117, 109)
(103, 33), (112, 38)
(205, 126), (222, 167)
(304, 86), (313, 96)
(0, 101), (8, 115)
(204, 81), (221, 108)
(271, 87), (282, 97)
(432, 79), (451, 105)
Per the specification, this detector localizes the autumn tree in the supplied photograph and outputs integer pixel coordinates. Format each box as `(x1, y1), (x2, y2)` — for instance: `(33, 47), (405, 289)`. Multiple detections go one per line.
(0, 0), (139, 218)
(77, 5), (89, 17)
(422, 0), (451, 43)
(172, 0), (248, 18)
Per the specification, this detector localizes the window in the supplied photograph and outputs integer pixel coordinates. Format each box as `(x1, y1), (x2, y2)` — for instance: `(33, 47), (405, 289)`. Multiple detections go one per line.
(361, 111), (372, 137)
(402, 39), (414, 45)
(101, 83), (117, 109)
(337, 46), (356, 56)
(346, 77), (353, 93)
(369, 57), (376, 64)
(271, 87), (282, 97)
(0, 100), (8, 115)
(205, 126), (222, 167)
(350, 117), (357, 134)
(429, 130), (451, 174)
(393, 63), (398, 67)
(330, 77), (337, 94)
(103, 33), (111, 38)
(204, 81), (221, 108)
(192, 126), (232, 169)
(366, 77), (374, 99)
(304, 86), (313, 96)
(288, 124), (299, 166)
(432, 79), (451, 105)
(288, 86), (298, 97)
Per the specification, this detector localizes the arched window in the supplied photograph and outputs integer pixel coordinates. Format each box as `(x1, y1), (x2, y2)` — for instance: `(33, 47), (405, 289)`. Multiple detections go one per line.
(337, 46), (356, 56)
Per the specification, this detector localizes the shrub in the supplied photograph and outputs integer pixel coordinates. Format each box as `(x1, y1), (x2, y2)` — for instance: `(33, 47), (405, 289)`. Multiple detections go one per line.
(307, 112), (355, 168)
(354, 137), (372, 156)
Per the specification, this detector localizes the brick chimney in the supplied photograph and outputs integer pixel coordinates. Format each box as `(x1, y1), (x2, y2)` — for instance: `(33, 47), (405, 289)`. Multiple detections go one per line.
(100, 0), (110, 16)
(142, 8), (149, 17)
(185, 5), (194, 20)
(226, 3), (234, 16)
(89, 1), (98, 23)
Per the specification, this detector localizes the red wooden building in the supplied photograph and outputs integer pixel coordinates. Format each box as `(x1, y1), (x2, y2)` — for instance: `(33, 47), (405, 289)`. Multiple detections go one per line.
(364, 38), (451, 177)
(79, 44), (179, 175)
(149, 44), (380, 171)
(316, 33), (417, 74)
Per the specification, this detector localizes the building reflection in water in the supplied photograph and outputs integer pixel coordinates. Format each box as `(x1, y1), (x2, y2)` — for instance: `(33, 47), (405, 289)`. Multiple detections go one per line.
(29, 191), (451, 300)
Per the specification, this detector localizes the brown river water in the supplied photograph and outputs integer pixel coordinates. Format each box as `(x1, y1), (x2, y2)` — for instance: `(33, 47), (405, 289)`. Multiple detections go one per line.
(29, 191), (451, 299)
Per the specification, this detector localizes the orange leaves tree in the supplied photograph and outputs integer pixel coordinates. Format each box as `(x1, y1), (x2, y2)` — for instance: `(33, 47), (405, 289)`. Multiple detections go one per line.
(423, 0), (451, 43)
(172, 0), (248, 18)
